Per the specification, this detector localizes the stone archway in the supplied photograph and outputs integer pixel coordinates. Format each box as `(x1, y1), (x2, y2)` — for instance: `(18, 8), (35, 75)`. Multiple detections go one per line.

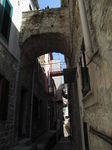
(20, 8), (70, 61)
(18, 7), (72, 143)
(20, 32), (70, 61)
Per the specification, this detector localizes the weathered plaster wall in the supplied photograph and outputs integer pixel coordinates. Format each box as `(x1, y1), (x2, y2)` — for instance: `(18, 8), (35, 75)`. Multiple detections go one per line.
(83, 0), (112, 149)
(69, 0), (112, 150)
(68, 0), (112, 149)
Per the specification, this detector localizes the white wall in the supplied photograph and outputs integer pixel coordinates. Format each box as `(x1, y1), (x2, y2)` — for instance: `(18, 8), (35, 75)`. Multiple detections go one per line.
(0, 0), (37, 60)
(9, 0), (31, 60)
(51, 60), (62, 100)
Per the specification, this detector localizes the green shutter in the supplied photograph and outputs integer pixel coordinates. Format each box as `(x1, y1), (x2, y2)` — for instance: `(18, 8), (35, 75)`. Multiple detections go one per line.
(0, 0), (13, 41)
(0, 0), (6, 32)
(6, 0), (13, 41)
(9, 1), (13, 18)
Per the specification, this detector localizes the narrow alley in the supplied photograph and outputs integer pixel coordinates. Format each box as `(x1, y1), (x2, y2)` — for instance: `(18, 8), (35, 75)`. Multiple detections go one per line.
(11, 135), (75, 150)
(0, 0), (112, 150)
(11, 131), (74, 150)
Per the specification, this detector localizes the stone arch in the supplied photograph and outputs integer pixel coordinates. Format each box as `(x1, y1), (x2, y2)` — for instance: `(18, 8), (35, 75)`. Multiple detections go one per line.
(20, 32), (70, 62)
(19, 8), (70, 61)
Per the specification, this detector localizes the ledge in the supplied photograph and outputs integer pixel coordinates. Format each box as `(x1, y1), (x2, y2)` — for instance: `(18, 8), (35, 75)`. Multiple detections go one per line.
(82, 89), (94, 102)
(0, 34), (8, 49)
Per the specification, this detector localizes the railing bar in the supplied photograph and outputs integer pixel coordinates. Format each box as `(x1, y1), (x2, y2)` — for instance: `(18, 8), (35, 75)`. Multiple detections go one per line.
(89, 126), (112, 145)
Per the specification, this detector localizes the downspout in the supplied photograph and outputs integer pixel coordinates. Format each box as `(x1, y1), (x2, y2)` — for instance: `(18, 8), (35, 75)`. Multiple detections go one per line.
(77, 0), (101, 66)
(30, 63), (35, 139)
(12, 62), (20, 146)
(67, 0), (73, 66)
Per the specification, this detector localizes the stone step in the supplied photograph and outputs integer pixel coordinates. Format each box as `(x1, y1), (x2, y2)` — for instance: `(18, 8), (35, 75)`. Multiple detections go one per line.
(17, 138), (32, 146)
(10, 144), (37, 150)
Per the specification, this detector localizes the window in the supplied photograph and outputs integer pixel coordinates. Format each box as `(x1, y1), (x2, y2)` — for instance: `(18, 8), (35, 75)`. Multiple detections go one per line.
(0, 76), (9, 120)
(80, 38), (91, 96)
(83, 122), (89, 150)
(0, 0), (13, 42)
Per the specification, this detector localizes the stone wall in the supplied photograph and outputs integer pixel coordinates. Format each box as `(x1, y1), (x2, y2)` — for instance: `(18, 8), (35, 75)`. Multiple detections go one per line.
(83, 0), (112, 149)
(17, 1), (112, 149)
(20, 8), (70, 61)
(0, 42), (18, 150)
(67, 1), (83, 150)
(69, 0), (112, 150)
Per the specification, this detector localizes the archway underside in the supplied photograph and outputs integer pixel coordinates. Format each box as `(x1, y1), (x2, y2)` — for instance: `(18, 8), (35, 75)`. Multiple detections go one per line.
(21, 32), (70, 62)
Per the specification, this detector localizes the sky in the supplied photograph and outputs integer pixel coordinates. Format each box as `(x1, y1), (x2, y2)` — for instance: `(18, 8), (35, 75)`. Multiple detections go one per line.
(38, 0), (61, 9)
(53, 53), (66, 70)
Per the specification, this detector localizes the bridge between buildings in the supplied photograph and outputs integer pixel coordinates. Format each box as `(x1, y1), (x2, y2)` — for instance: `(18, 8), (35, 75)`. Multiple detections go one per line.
(19, 7), (70, 62)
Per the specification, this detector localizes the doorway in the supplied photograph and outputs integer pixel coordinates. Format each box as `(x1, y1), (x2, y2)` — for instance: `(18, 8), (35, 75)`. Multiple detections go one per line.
(83, 122), (89, 150)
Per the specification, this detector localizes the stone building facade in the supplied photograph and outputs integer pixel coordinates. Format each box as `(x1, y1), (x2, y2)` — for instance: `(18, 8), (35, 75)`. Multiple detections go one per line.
(68, 0), (112, 150)
(19, 7), (70, 60)
(0, 0), (48, 149)
(0, 0), (112, 149)
(20, 0), (112, 149)
(0, 40), (18, 149)
(0, 0), (34, 149)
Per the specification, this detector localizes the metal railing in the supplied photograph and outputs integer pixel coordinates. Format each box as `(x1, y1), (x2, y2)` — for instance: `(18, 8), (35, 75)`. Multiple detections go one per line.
(89, 126), (112, 145)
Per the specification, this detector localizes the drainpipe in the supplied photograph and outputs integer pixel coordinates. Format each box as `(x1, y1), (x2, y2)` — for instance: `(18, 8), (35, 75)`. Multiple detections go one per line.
(67, 0), (73, 66)
(77, 0), (101, 66)
(30, 63), (35, 139)
(12, 62), (20, 146)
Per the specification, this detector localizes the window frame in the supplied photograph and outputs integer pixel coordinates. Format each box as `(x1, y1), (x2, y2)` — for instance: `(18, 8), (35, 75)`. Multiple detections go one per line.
(80, 38), (91, 97)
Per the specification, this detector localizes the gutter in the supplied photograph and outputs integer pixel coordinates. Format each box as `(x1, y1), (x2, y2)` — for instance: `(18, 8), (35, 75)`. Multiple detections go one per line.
(12, 63), (20, 146)
(77, 0), (101, 66)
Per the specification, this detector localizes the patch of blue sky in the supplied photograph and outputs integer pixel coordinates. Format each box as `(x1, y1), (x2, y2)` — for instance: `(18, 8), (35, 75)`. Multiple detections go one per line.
(38, 0), (61, 9)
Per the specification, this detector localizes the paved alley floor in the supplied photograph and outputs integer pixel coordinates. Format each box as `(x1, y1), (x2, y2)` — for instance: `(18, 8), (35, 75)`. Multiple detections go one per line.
(11, 131), (57, 150)
(51, 137), (74, 150)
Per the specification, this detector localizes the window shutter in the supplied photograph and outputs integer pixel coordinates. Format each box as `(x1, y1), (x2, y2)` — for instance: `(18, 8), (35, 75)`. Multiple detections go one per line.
(7, 0), (13, 41)
(0, 0), (6, 32)
(0, 0), (13, 42)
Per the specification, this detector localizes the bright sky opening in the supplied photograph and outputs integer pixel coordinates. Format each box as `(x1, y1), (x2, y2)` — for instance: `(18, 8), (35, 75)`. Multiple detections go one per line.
(38, 0), (61, 9)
